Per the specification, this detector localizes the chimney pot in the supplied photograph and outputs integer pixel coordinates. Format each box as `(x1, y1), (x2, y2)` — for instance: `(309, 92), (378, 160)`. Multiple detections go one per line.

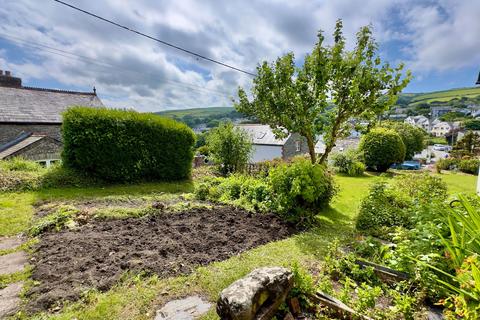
(5, 71), (11, 76)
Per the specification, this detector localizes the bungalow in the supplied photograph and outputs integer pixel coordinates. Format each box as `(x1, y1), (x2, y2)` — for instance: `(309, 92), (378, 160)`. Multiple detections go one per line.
(237, 124), (309, 163)
(0, 70), (104, 164)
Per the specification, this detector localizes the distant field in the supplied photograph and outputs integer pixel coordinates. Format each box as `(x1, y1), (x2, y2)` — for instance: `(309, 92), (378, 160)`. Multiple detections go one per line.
(408, 87), (480, 105)
(156, 107), (234, 118)
(153, 87), (480, 122)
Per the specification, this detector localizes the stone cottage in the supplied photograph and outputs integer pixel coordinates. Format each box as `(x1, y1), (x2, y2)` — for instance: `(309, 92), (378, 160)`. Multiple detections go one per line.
(0, 70), (104, 164)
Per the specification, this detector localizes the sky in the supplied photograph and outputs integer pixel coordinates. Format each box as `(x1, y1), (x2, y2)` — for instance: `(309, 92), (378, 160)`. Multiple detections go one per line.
(0, 0), (479, 112)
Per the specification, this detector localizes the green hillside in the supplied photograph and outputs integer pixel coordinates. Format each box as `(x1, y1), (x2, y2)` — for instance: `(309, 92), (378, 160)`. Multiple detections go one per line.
(154, 87), (480, 127)
(402, 87), (480, 106)
(156, 107), (234, 118)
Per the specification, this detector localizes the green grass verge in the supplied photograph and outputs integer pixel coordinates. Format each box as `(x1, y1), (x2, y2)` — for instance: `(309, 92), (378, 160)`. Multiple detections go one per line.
(3, 172), (477, 319)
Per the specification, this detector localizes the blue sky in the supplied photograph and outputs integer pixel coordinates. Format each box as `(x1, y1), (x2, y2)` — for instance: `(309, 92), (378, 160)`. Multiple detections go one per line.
(0, 0), (479, 111)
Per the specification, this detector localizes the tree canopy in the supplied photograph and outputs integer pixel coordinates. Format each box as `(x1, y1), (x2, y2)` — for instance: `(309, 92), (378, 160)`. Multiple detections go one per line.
(380, 121), (425, 160)
(235, 19), (411, 163)
(359, 128), (406, 172)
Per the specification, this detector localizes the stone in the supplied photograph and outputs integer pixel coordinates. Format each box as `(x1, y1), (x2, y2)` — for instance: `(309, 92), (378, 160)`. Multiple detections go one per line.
(0, 236), (24, 251)
(0, 251), (27, 275)
(0, 282), (23, 318)
(216, 267), (293, 320)
(155, 296), (212, 320)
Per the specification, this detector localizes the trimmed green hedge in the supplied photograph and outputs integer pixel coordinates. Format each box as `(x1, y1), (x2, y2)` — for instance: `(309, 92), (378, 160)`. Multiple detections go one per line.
(62, 107), (195, 182)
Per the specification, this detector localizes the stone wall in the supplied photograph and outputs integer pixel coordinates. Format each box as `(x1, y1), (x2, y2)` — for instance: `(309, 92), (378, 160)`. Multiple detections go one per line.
(0, 124), (61, 145)
(282, 133), (309, 159)
(5, 137), (62, 161)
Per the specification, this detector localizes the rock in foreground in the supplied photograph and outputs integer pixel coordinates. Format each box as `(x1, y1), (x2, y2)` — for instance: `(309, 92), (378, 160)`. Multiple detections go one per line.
(217, 267), (293, 320)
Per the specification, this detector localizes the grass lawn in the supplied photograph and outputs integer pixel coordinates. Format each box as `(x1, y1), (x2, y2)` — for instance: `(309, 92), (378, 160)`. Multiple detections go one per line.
(1, 171), (476, 319)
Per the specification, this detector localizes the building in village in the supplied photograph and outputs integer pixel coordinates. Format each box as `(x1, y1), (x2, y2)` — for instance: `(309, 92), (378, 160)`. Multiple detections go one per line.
(431, 121), (454, 137)
(0, 70), (104, 164)
(405, 115), (430, 131)
(237, 124), (310, 163)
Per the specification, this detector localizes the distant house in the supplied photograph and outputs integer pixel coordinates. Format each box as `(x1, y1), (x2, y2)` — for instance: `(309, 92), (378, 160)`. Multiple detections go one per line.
(431, 121), (453, 137)
(0, 70), (104, 164)
(237, 124), (308, 163)
(405, 115), (430, 132)
(431, 106), (453, 119)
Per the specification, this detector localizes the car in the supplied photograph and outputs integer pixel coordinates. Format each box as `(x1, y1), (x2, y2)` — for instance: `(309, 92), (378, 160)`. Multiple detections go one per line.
(433, 144), (449, 151)
(391, 160), (421, 170)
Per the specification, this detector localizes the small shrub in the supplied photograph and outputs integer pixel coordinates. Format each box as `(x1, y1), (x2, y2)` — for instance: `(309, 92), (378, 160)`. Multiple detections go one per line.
(269, 159), (336, 225)
(331, 149), (365, 176)
(458, 159), (480, 174)
(0, 170), (41, 192)
(0, 157), (43, 172)
(356, 182), (413, 237)
(206, 122), (252, 175)
(347, 161), (365, 176)
(436, 158), (459, 171)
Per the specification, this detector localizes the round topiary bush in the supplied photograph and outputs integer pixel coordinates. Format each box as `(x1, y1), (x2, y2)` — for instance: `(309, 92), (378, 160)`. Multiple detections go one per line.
(359, 128), (406, 172)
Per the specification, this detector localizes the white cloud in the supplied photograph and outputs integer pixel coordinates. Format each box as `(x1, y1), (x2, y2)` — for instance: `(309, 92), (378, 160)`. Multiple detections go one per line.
(0, 0), (478, 111)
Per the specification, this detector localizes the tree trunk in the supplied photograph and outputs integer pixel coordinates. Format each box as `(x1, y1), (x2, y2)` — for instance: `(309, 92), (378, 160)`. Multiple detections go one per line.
(306, 135), (316, 164)
(318, 142), (333, 164)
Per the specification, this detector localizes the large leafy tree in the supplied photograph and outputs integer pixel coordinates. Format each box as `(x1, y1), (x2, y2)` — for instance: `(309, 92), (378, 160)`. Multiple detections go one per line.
(235, 19), (411, 164)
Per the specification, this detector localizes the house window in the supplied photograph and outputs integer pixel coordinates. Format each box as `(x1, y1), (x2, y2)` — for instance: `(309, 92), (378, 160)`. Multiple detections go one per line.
(295, 141), (301, 152)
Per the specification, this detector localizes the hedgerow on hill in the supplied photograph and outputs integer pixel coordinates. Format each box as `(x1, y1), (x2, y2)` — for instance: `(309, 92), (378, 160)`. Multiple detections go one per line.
(62, 107), (195, 182)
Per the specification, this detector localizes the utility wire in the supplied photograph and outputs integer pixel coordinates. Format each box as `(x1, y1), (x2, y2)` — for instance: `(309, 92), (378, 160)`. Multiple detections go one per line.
(52, 0), (257, 77)
(0, 33), (234, 98)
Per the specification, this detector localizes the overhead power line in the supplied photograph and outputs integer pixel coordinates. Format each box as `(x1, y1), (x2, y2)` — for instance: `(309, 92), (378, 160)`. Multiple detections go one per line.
(0, 33), (234, 98)
(52, 0), (257, 77)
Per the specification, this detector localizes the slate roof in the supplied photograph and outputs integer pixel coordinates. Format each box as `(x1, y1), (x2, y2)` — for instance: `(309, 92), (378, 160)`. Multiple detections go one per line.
(237, 124), (289, 145)
(0, 134), (45, 159)
(0, 86), (104, 123)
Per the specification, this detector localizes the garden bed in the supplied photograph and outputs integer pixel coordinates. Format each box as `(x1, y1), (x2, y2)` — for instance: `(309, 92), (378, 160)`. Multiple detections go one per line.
(26, 206), (294, 312)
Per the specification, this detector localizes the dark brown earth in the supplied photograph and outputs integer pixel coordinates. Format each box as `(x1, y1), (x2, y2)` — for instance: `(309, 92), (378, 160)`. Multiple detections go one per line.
(27, 206), (294, 312)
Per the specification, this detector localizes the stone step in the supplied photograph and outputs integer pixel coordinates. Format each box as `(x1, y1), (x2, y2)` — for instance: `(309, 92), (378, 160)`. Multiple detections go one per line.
(0, 281), (23, 318)
(0, 251), (28, 276)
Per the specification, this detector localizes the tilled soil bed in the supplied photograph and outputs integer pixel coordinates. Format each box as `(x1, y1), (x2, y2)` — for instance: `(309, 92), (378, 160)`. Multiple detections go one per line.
(27, 206), (294, 312)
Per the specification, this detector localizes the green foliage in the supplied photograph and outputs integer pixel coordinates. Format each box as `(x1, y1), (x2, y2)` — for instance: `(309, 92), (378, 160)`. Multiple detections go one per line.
(206, 122), (252, 175)
(458, 159), (480, 175)
(235, 19), (410, 163)
(195, 159), (335, 225)
(465, 119), (480, 130)
(269, 159), (336, 225)
(330, 149), (365, 176)
(356, 173), (448, 237)
(359, 128), (406, 172)
(0, 157), (43, 172)
(421, 196), (480, 318)
(436, 158), (480, 175)
(439, 111), (466, 122)
(452, 131), (480, 158)
(29, 206), (78, 236)
(380, 121), (425, 160)
(356, 182), (412, 237)
(62, 107), (195, 182)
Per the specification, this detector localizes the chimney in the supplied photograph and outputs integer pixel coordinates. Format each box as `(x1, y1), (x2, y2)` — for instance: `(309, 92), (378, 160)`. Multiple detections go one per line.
(0, 70), (3, 76)
(0, 71), (22, 88)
